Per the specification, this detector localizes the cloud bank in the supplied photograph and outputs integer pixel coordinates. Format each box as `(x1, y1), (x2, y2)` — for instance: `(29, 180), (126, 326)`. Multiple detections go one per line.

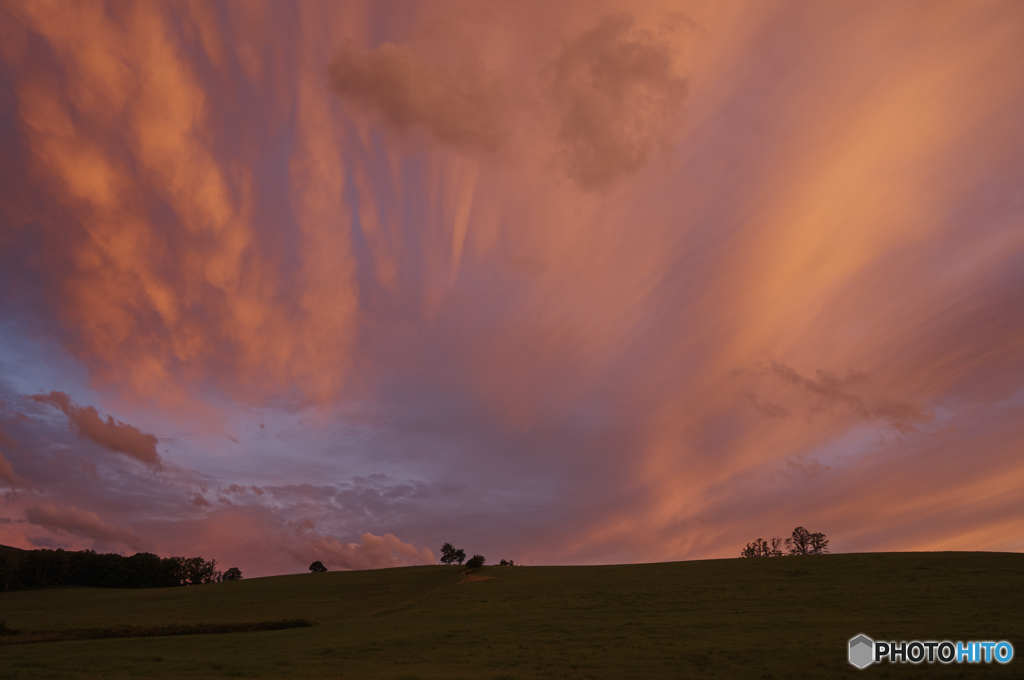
(0, 0), (1022, 572)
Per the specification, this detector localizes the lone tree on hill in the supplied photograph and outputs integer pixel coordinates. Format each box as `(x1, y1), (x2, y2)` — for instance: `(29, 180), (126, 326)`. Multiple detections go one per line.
(440, 543), (466, 566)
(465, 554), (485, 570)
(309, 560), (327, 573)
(222, 567), (242, 581)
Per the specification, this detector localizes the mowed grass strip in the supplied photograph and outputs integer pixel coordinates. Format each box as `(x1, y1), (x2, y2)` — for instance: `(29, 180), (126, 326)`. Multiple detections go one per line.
(0, 618), (313, 645)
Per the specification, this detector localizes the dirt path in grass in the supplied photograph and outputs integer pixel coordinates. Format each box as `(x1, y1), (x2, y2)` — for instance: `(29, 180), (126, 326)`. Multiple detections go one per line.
(458, 573), (495, 584)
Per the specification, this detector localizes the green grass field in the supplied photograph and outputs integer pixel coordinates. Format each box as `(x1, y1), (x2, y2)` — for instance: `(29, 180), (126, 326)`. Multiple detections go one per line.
(1, 552), (1020, 679)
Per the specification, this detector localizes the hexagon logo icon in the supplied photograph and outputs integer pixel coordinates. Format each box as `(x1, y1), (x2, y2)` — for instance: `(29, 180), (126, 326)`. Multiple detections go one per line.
(848, 633), (875, 669)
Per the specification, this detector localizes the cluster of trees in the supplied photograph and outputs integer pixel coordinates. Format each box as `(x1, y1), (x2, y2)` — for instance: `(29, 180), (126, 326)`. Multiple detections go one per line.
(740, 526), (830, 558)
(440, 543), (503, 569)
(309, 560), (327, 573)
(0, 545), (241, 591)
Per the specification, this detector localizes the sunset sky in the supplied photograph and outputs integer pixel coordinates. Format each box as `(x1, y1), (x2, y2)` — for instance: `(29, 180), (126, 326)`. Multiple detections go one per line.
(1, 0), (1022, 576)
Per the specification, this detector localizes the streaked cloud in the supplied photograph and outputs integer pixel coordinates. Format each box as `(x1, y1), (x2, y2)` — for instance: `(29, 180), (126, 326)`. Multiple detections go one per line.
(0, 0), (1021, 573)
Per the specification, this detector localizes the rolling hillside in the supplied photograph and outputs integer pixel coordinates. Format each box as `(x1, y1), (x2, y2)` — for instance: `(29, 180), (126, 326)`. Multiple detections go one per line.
(1, 552), (1021, 678)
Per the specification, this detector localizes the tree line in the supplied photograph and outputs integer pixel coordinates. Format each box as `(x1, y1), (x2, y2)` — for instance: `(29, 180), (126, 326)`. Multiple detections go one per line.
(740, 526), (829, 558)
(0, 545), (241, 591)
(440, 543), (514, 569)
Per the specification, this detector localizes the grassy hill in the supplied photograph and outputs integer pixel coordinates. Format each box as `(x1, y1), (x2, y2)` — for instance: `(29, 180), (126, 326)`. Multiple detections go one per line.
(1, 552), (1021, 678)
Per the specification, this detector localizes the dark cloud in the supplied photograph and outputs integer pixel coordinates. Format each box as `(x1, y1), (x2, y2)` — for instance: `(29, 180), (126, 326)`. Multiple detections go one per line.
(551, 14), (688, 188)
(745, 393), (790, 419)
(328, 11), (688, 188)
(262, 483), (339, 502)
(31, 391), (161, 466)
(328, 41), (506, 150)
(767, 363), (929, 431)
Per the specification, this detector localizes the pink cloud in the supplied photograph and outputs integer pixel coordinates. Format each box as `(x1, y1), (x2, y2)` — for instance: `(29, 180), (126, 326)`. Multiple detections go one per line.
(146, 507), (434, 576)
(32, 391), (161, 466)
(23, 502), (140, 549)
(0, 0), (1021, 570)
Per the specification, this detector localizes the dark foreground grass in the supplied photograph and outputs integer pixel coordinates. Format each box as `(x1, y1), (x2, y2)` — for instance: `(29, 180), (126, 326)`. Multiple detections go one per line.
(0, 552), (1020, 679)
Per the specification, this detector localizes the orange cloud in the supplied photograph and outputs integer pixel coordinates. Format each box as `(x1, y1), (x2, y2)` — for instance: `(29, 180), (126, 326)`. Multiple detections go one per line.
(292, 531), (435, 571)
(6, 1), (349, 407)
(146, 507), (434, 576)
(2, 0), (1022, 568)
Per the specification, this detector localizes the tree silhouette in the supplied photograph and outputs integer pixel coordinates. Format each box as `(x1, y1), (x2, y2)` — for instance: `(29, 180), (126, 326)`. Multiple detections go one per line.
(465, 554), (485, 569)
(741, 529), (833, 558)
(309, 560), (327, 573)
(0, 546), (221, 590)
(182, 556), (218, 585)
(786, 526), (812, 555)
(809, 531), (830, 554)
(222, 567), (242, 581)
(783, 526), (830, 555)
(740, 537), (784, 558)
(440, 543), (467, 566)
